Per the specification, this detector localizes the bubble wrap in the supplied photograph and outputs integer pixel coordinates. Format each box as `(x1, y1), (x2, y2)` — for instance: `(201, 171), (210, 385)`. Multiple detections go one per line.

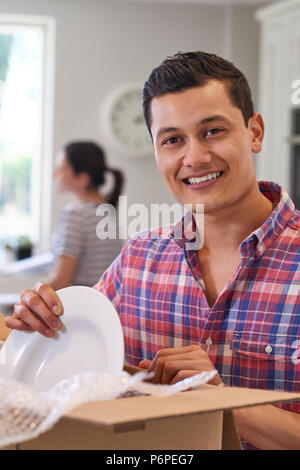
(0, 369), (217, 448)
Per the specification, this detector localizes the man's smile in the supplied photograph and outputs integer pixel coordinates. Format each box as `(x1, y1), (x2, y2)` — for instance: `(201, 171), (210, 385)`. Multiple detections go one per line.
(181, 170), (224, 189)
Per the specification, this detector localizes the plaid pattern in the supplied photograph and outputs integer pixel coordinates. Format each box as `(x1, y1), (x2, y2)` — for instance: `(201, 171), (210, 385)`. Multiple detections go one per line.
(94, 181), (300, 444)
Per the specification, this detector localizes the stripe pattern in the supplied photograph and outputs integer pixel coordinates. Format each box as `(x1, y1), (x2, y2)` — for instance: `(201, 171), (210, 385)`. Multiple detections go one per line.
(52, 201), (123, 286)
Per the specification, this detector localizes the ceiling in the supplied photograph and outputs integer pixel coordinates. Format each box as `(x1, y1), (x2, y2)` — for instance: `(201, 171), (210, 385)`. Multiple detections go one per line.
(113, 0), (277, 5)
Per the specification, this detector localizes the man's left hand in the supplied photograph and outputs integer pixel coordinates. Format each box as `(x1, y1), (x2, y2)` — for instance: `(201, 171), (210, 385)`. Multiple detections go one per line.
(139, 345), (223, 386)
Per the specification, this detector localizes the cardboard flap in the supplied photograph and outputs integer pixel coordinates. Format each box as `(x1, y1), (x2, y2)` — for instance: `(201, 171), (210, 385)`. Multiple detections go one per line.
(66, 386), (300, 427)
(124, 364), (143, 375)
(222, 411), (243, 450)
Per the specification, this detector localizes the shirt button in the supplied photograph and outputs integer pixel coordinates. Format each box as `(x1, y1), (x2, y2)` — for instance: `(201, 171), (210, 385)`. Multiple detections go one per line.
(265, 344), (273, 355)
(206, 338), (212, 346)
(258, 245), (264, 254)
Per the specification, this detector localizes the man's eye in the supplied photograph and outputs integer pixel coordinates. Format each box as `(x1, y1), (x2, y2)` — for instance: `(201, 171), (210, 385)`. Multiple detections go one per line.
(164, 136), (180, 145)
(206, 128), (222, 137)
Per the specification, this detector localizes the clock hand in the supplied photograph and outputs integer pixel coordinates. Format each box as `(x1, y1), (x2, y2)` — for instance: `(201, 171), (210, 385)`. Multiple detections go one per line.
(133, 115), (144, 125)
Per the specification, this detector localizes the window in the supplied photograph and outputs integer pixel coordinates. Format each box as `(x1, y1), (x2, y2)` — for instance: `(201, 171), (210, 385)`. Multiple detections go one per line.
(0, 15), (55, 265)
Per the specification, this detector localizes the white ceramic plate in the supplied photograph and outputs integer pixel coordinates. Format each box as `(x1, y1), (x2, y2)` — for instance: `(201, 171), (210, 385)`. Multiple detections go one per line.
(0, 286), (124, 391)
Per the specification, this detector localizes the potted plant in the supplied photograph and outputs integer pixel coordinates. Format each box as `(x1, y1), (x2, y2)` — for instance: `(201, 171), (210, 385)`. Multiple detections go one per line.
(2, 241), (14, 265)
(16, 235), (33, 260)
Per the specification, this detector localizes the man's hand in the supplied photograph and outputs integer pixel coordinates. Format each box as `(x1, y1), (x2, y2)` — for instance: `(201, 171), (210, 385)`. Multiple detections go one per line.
(139, 345), (222, 386)
(5, 282), (63, 337)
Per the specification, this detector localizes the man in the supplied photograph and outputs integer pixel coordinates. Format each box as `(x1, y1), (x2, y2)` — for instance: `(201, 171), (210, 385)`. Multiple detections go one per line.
(5, 52), (300, 449)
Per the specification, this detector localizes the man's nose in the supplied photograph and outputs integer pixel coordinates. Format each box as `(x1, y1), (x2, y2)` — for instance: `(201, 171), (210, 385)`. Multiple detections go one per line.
(182, 138), (212, 167)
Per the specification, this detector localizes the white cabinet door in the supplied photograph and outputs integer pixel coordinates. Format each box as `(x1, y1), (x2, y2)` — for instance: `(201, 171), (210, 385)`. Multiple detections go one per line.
(288, 10), (300, 99)
(256, 18), (290, 190)
(256, 0), (300, 195)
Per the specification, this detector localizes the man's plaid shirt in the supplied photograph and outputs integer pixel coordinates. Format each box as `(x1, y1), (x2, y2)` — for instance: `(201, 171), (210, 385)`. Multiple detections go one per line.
(95, 181), (300, 419)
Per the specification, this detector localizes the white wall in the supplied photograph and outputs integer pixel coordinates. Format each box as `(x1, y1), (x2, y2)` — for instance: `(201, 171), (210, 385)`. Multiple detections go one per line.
(0, 0), (261, 222)
(0, 0), (264, 292)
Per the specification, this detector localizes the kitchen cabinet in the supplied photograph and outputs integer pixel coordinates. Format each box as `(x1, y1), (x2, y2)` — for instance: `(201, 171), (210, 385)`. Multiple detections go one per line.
(256, 0), (300, 200)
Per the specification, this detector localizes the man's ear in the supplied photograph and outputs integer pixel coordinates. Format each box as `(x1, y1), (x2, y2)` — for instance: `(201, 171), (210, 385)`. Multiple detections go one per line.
(248, 113), (264, 154)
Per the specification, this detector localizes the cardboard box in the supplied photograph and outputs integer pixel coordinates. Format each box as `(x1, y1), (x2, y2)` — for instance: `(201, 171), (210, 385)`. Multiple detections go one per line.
(2, 375), (300, 450)
(0, 312), (11, 342)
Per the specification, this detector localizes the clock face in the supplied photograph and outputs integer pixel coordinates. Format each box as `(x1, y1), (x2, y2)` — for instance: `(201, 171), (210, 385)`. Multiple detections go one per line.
(109, 87), (153, 156)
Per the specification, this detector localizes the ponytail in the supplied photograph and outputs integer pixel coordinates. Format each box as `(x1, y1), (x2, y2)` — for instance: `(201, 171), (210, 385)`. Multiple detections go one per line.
(106, 168), (124, 208)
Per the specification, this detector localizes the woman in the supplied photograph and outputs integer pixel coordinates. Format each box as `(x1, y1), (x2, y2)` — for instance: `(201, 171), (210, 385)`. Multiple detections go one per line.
(49, 141), (124, 290)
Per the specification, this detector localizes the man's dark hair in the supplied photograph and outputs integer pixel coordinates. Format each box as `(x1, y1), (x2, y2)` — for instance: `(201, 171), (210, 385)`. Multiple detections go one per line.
(143, 51), (254, 134)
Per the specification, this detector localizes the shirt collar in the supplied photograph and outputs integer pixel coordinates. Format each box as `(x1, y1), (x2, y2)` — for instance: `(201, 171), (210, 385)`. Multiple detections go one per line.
(169, 210), (201, 250)
(246, 181), (296, 258)
(169, 181), (296, 257)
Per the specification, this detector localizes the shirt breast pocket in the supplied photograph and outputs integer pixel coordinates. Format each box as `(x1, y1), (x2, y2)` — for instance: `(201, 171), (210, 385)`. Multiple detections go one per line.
(229, 332), (298, 391)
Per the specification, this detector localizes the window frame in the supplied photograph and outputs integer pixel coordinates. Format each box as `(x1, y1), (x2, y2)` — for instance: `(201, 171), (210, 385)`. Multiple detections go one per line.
(0, 13), (55, 255)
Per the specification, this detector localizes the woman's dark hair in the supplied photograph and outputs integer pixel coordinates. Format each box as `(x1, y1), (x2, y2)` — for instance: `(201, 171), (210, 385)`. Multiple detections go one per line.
(64, 141), (124, 208)
(143, 51), (254, 134)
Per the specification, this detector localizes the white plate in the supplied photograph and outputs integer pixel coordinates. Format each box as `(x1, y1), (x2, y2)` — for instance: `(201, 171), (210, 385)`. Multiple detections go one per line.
(0, 286), (124, 391)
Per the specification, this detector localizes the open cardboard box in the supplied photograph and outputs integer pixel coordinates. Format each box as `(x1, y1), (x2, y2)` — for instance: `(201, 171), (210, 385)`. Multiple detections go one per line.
(2, 364), (300, 450)
(0, 312), (11, 343)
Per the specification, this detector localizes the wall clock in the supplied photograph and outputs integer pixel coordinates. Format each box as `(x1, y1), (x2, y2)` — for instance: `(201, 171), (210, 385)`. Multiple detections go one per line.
(100, 84), (153, 158)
